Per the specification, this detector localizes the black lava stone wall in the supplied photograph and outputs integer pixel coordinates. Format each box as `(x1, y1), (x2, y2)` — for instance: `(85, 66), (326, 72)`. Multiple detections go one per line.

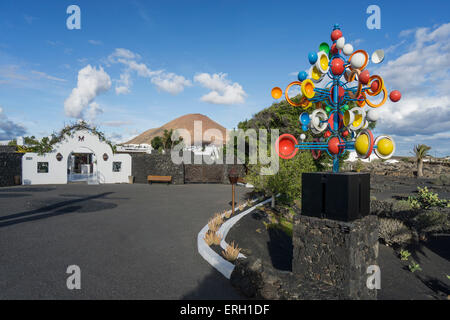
(0, 152), (24, 187)
(292, 214), (379, 300)
(130, 154), (185, 184)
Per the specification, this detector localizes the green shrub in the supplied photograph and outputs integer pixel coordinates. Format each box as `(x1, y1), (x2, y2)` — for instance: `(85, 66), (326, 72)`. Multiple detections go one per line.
(408, 186), (448, 209)
(246, 150), (318, 204)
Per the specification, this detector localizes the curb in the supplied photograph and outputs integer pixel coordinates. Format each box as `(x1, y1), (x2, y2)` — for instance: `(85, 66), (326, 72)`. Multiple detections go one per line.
(197, 197), (273, 279)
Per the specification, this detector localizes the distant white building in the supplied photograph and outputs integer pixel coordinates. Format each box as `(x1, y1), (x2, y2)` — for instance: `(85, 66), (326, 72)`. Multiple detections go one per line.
(116, 143), (153, 154)
(22, 129), (131, 185)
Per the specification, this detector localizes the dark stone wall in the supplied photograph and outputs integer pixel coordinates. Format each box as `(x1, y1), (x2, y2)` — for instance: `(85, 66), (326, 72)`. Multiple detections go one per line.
(0, 145), (17, 153)
(130, 153), (184, 184)
(0, 152), (23, 187)
(292, 214), (379, 300)
(130, 153), (246, 184)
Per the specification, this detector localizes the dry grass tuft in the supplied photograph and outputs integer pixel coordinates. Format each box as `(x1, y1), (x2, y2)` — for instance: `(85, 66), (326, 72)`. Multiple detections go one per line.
(204, 231), (222, 246)
(208, 213), (224, 232)
(224, 210), (232, 219)
(222, 241), (241, 262)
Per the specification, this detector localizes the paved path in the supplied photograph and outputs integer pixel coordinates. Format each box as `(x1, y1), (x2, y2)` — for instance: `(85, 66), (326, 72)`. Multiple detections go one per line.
(0, 184), (251, 299)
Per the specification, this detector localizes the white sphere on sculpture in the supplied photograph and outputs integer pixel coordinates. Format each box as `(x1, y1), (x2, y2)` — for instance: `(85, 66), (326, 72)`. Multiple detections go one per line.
(350, 52), (365, 69)
(367, 109), (379, 122)
(300, 134), (306, 140)
(343, 44), (354, 56)
(336, 37), (345, 50)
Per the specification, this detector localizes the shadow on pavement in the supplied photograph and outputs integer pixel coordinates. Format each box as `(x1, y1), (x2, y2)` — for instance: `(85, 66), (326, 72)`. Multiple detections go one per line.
(0, 192), (116, 228)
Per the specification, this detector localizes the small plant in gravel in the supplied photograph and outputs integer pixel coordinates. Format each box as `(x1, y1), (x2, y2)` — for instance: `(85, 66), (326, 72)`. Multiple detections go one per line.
(393, 200), (412, 211)
(204, 231), (222, 246)
(400, 249), (411, 261)
(434, 174), (450, 186)
(222, 241), (240, 262)
(414, 210), (449, 233)
(408, 187), (448, 209)
(408, 260), (422, 273)
(378, 218), (413, 246)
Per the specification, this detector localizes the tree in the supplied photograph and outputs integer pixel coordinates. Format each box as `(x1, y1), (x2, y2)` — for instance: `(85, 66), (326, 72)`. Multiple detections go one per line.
(161, 129), (183, 151)
(151, 136), (163, 152)
(414, 144), (431, 177)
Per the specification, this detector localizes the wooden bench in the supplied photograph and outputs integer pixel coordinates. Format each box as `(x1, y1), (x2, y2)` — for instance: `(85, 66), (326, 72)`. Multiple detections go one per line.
(147, 175), (172, 184)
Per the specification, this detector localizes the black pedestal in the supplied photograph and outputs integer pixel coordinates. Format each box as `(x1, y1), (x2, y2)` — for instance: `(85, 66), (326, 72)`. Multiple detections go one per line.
(302, 172), (370, 222)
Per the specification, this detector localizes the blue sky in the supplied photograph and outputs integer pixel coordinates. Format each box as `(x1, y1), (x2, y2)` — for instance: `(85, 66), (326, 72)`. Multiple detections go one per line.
(0, 0), (449, 156)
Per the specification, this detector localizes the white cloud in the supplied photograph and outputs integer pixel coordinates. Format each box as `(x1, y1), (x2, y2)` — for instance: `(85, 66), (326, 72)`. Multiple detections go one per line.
(108, 48), (190, 95)
(115, 72), (132, 95)
(31, 70), (66, 82)
(151, 72), (192, 95)
(84, 102), (104, 122)
(194, 73), (246, 105)
(0, 107), (26, 140)
(88, 40), (103, 46)
(372, 22), (450, 156)
(64, 65), (111, 119)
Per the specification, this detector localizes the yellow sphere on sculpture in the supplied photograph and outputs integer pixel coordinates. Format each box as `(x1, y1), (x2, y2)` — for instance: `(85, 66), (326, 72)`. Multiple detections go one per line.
(377, 138), (394, 156)
(355, 133), (369, 156)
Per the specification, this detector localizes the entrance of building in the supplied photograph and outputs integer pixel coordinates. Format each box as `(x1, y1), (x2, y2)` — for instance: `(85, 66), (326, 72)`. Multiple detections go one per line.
(68, 151), (97, 183)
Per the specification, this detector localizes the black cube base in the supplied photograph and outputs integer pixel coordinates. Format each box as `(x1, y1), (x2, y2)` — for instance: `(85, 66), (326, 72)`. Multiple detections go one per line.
(302, 172), (370, 222)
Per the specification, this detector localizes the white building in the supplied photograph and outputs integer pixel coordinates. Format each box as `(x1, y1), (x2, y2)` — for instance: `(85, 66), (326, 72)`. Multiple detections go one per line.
(116, 143), (153, 154)
(22, 129), (131, 185)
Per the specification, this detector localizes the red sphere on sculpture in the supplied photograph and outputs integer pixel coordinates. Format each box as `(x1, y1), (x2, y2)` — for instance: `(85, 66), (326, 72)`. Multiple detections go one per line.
(331, 58), (345, 75)
(342, 130), (349, 137)
(331, 29), (343, 41)
(389, 90), (401, 102)
(359, 70), (370, 84)
(330, 43), (339, 55)
(324, 131), (331, 139)
(371, 80), (379, 92)
(328, 137), (341, 155)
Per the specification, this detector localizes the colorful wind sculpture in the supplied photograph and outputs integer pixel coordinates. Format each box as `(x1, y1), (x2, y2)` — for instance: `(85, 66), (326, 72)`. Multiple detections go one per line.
(272, 24), (401, 172)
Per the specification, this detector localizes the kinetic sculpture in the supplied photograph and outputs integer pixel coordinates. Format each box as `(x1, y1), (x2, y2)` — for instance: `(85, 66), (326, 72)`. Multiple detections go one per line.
(272, 24), (401, 172)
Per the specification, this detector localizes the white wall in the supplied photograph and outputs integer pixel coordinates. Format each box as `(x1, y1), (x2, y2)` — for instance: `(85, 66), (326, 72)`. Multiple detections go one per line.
(22, 129), (131, 185)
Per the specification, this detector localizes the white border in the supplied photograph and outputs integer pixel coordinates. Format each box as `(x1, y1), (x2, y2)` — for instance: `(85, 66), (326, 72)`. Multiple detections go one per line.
(197, 197), (273, 279)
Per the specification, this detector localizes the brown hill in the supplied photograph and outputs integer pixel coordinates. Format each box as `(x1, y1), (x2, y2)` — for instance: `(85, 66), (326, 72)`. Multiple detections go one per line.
(124, 113), (228, 146)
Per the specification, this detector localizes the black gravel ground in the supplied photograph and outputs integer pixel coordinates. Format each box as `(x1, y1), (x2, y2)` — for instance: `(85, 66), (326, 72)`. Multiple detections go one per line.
(0, 183), (252, 299)
(226, 175), (450, 300)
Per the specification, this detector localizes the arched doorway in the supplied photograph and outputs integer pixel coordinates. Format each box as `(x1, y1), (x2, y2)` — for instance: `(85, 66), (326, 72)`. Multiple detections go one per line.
(67, 147), (97, 183)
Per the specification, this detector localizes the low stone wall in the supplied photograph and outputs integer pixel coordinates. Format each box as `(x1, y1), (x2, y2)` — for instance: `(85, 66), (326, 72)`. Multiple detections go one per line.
(130, 153), (246, 184)
(0, 152), (24, 187)
(130, 154), (184, 184)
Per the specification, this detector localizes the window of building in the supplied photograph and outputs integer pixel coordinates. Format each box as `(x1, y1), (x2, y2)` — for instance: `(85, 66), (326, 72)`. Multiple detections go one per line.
(37, 162), (49, 173)
(112, 162), (122, 172)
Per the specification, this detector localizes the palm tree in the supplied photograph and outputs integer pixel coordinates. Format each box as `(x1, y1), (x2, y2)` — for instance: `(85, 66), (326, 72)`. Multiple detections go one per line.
(414, 144), (431, 177)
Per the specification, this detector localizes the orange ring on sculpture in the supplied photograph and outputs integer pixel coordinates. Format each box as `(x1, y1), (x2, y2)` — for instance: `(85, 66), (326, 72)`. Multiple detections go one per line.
(347, 69), (360, 82)
(348, 50), (369, 71)
(285, 81), (304, 107)
(364, 85), (388, 108)
(366, 75), (384, 96)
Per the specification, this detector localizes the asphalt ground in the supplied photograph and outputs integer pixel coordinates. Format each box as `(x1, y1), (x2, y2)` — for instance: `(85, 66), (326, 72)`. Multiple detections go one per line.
(0, 183), (251, 299)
